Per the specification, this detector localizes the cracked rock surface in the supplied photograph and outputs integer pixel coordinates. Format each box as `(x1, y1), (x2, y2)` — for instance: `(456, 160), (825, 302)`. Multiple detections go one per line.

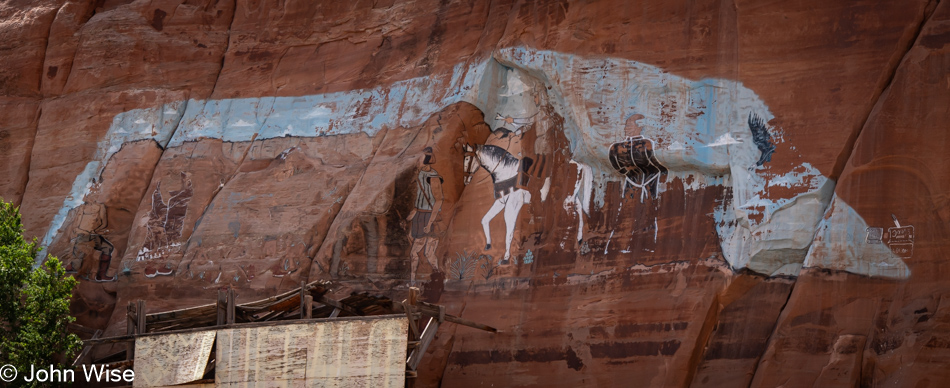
(1, 0), (948, 386)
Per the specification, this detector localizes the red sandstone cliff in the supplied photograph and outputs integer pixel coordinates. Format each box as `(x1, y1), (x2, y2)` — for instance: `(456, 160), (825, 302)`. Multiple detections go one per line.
(1, 0), (949, 386)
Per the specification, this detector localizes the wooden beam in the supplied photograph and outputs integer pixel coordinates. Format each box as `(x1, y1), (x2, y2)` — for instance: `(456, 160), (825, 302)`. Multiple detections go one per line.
(406, 317), (439, 371)
(144, 282), (330, 323)
(317, 295), (362, 316)
(299, 281), (307, 319)
(68, 323), (98, 336)
(84, 314), (406, 345)
(126, 302), (135, 336)
(402, 301), (420, 340)
(72, 330), (102, 367)
(147, 315), (216, 330)
(216, 289), (227, 326)
(90, 350), (127, 365)
(103, 360), (133, 370)
(394, 302), (497, 333)
(126, 302), (136, 360)
(227, 288), (236, 325)
(419, 301), (496, 332)
(258, 309), (285, 322)
(408, 287), (418, 306)
(304, 295), (313, 319)
(136, 300), (146, 334)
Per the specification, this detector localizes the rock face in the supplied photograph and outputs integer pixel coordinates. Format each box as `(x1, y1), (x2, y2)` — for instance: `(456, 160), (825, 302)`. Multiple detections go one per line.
(2, 0), (949, 386)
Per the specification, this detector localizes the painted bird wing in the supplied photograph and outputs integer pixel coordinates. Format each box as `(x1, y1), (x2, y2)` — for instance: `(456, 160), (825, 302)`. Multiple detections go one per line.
(748, 113), (776, 166)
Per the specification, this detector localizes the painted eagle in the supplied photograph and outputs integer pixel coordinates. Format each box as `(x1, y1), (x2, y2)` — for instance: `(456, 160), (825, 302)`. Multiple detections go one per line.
(748, 113), (775, 166)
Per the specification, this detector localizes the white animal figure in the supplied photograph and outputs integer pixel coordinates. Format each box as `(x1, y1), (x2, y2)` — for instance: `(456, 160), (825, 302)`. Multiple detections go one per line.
(564, 160), (593, 242)
(463, 144), (532, 264)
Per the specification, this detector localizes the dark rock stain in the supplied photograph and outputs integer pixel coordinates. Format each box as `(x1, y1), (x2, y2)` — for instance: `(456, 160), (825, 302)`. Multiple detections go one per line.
(925, 336), (950, 349)
(921, 30), (950, 49)
(589, 340), (681, 358)
(703, 341), (769, 360)
(151, 9), (167, 31)
(789, 309), (837, 328)
(421, 270), (444, 302)
(451, 347), (585, 371)
(614, 321), (689, 337)
(836, 340), (860, 355)
(871, 335), (903, 355)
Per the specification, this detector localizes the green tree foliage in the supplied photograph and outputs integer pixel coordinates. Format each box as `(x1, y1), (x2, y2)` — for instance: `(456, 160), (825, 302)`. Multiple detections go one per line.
(0, 200), (82, 385)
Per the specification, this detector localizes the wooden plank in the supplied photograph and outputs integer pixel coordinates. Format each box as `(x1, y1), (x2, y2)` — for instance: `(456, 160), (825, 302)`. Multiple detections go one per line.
(299, 281), (307, 319)
(258, 309), (285, 322)
(145, 315), (217, 331)
(226, 288), (236, 325)
(393, 302), (497, 333)
(127, 302), (136, 360)
(407, 288), (420, 340)
(136, 300), (146, 334)
(408, 287), (418, 306)
(304, 295), (313, 319)
(127, 301), (135, 336)
(104, 360), (133, 369)
(84, 314), (406, 345)
(216, 316), (406, 387)
(145, 283), (330, 323)
(264, 292), (302, 313)
(68, 323), (98, 335)
(216, 289), (227, 326)
(318, 295), (362, 316)
(90, 350), (126, 365)
(329, 308), (340, 318)
(402, 301), (419, 340)
(72, 330), (102, 367)
(146, 304), (217, 324)
(417, 302), (497, 333)
(406, 317), (439, 371)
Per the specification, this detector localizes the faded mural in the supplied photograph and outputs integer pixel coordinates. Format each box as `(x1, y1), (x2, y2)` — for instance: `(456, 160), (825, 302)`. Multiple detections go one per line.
(64, 203), (116, 282)
(407, 147), (444, 283)
(40, 48), (911, 302)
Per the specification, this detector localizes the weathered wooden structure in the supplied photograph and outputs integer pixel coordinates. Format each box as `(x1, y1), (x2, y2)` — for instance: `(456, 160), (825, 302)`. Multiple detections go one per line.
(73, 284), (495, 387)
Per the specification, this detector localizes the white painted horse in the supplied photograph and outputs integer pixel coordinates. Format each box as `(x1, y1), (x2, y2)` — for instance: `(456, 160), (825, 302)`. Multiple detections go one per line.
(463, 144), (531, 264)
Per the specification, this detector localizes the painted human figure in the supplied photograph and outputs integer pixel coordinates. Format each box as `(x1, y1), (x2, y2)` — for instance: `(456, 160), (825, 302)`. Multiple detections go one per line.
(406, 147), (444, 283)
(65, 204), (116, 282)
(143, 172), (193, 254)
(90, 234), (116, 282)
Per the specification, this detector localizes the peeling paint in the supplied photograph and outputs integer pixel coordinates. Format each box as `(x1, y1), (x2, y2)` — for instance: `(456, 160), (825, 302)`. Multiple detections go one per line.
(38, 47), (905, 279)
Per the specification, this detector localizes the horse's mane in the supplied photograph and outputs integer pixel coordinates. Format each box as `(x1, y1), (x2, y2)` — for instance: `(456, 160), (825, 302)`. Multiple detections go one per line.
(477, 144), (520, 180)
(478, 145), (520, 168)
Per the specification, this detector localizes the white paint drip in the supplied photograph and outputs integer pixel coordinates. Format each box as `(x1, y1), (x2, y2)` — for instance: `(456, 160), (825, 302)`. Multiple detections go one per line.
(37, 48), (907, 279)
(604, 231), (614, 254)
(539, 177), (551, 202)
(654, 217), (658, 243)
